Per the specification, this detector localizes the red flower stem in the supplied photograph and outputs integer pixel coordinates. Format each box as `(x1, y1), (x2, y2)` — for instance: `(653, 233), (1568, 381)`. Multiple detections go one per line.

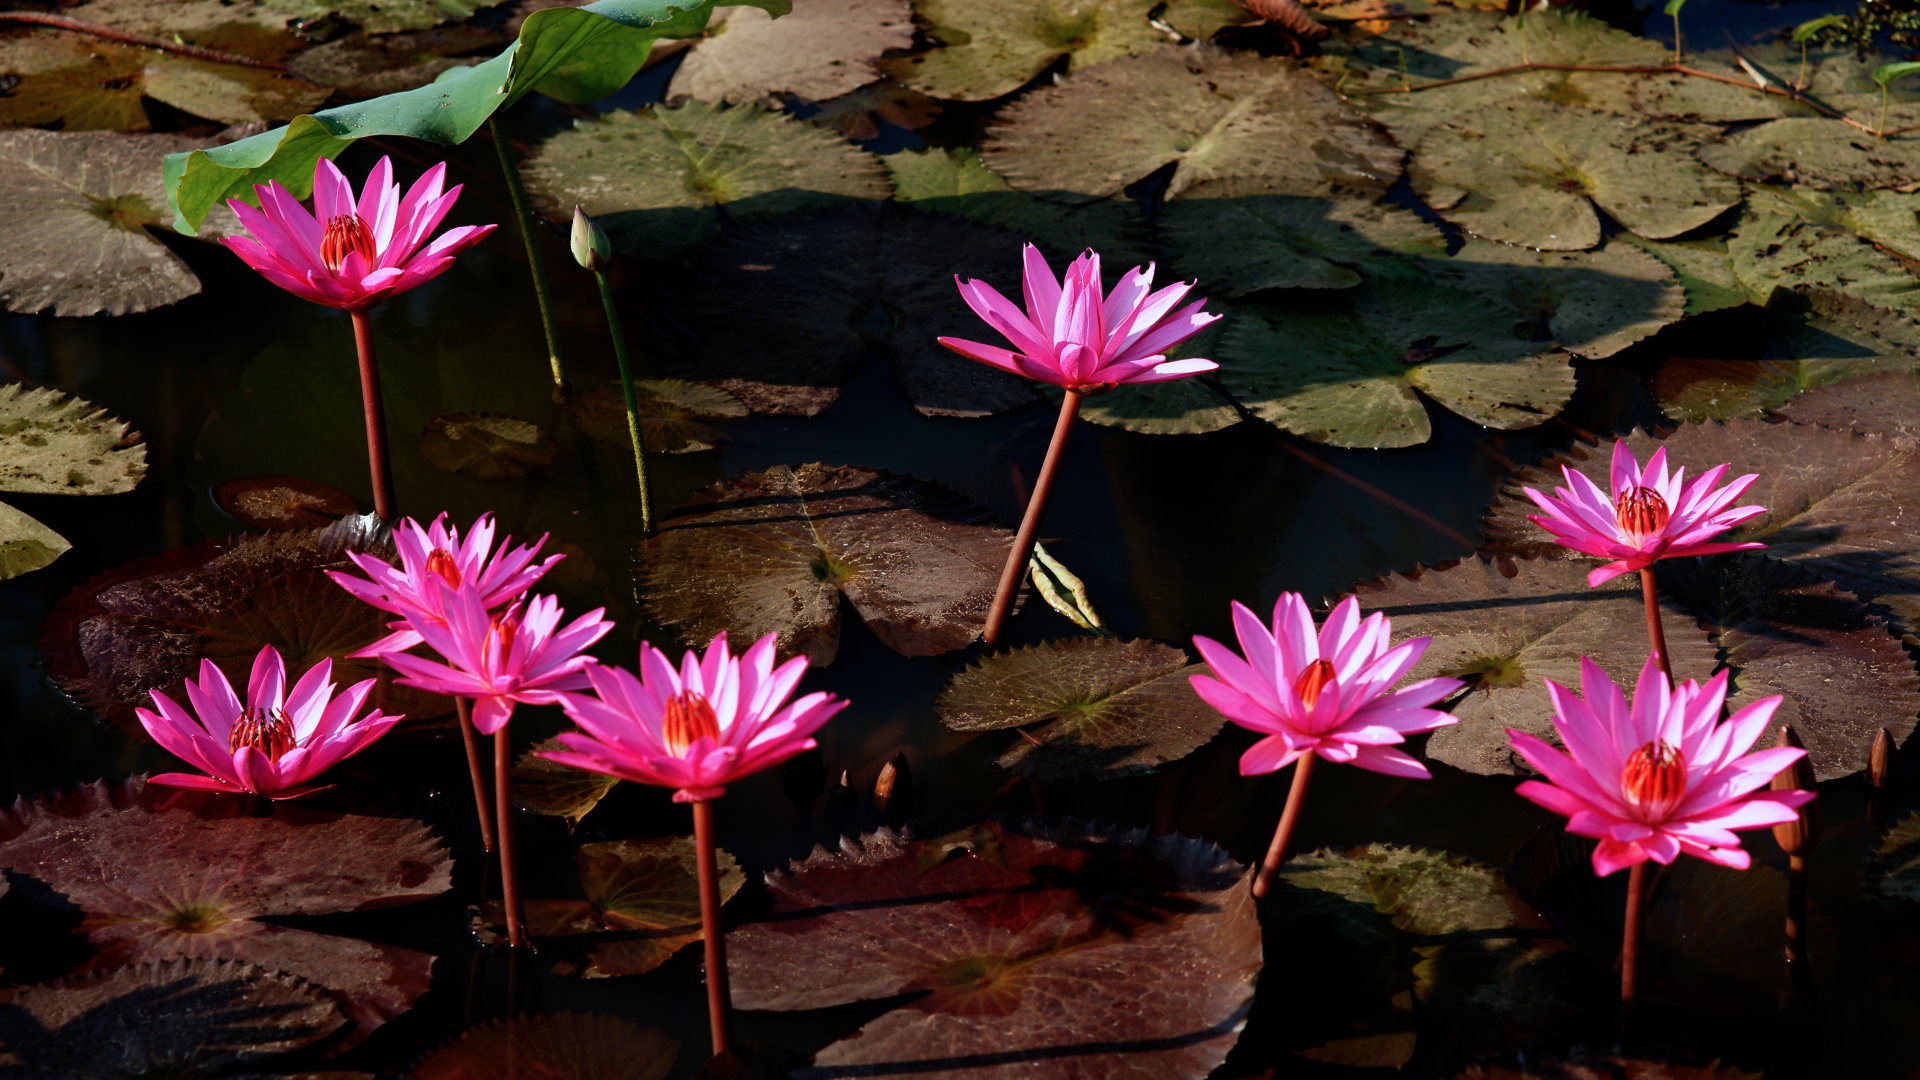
(1621, 860), (1648, 1024)
(493, 730), (526, 949)
(982, 390), (1083, 646)
(1784, 852), (1809, 971)
(1638, 567), (1672, 686)
(455, 698), (496, 853)
(1251, 753), (1317, 899)
(349, 310), (398, 522)
(692, 799), (734, 1057)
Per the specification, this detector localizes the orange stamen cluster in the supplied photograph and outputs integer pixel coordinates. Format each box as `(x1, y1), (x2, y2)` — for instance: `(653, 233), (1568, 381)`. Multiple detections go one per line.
(1622, 739), (1687, 819)
(661, 691), (722, 755)
(320, 214), (377, 273)
(229, 708), (296, 758)
(426, 548), (462, 588)
(1294, 658), (1337, 710)
(1614, 486), (1671, 540)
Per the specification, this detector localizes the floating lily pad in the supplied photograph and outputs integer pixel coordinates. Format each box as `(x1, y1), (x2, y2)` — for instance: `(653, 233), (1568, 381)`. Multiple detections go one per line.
(1351, 557), (1719, 777)
(1699, 117), (1920, 191)
(671, 0), (913, 103)
(1869, 812), (1920, 903)
(1480, 422), (1920, 636)
(38, 514), (448, 733)
(1432, 241), (1685, 360)
(256, 0), (481, 33)
(659, 207), (1039, 417)
(885, 146), (1153, 267)
(420, 413), (557, 479)
(935, 637), (1224, 779)
(728, 821), (1260, 1080)
(1747, 183), (1920, 263)
(805, 78), (945, 140)
(0, 130), (238, 316)
(410, 1013), (677, 1080)
(212, 476), (360, 531)
(0, 959), (345, 1077)
(1410, 101), (1739, 251)
(0, 778), (450, 1035)
(1216, 283), (1575, 449)
(1659, 554), (1918, 780)
(1629, 51), (1808, 124)
(983, 45), (1400, 202)
(636, 464), (1010, 665)
(564, 379), (746, 454)
(285, 26), (505, 99)
(474, 836), (743, 977)
(1266, 844), (1589, 1067)
(1771, 366), (1920, 437)
(0, 382), (146, 579)
(1161, 183), (1446, 294)
(1628, 210), (1920, 317)
(512, 737), (621, 828)
(1056, 375), (1244, 435)
(883, 0), (1191, 102)
(0, 502), (71, 580)
(522, 101), (888, 259)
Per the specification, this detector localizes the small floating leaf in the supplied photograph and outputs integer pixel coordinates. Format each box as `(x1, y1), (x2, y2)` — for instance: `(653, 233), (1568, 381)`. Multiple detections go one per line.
(212, 475), (359, 531)
(512, 737), (621, 827)
(419, 413), (557, 480)
(565, 379), (746, 455)
(410, 1013), (677, 1080)
(671, 0), (914, 103)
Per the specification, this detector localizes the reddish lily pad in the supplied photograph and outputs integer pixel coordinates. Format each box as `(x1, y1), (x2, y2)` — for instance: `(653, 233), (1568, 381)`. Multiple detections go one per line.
(637, 464), (1010, 664)
(410, 1013), (677, 1080)
(0, 778), (451, 1035)
(564, 379), (746, 454)
(39, 514), (449, 736)
(419, 412), (557, 479)
(728, 820), (1260, 1080)
(1351, 557), (1719, 777)
(934, 638), (1224, 780)
(512, 736), (621, 828)
(807, 79), (944, 141)
(0, 959), (345, 1076)
(212, 476), (359, 531)
(670, 0), (914, 104)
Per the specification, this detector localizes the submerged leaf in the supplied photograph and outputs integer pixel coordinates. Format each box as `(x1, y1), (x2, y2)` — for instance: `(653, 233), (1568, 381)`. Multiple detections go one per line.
(1352, 558), (1719, 777)
(565, 379), (746, 454)
(935, 638), (1223, 779)
(637, 464), (1009, 664)
(671, 0), (914, 103)
(728, 821), (1260, 1080)
(410, 1013), (677, 1080)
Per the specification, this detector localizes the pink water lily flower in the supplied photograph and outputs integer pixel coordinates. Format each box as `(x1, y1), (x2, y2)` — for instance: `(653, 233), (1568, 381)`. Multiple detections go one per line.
(381, 585), (612, 734)
(1190, 594), (1463, 779)
(1507, 653), (1814, 877)
(328, 513), (561, 658)
(1524, 441), (1768, 587)
(543, 632), (846, 803)
(223, 156), (496, 310)
(938, 244), (1220, 391)
(136, 646), (402, 800)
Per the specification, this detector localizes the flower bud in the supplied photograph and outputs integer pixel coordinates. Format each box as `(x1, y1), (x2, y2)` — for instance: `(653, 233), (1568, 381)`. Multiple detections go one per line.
(1871, 726), (1895, 789)
(874, 751), (913, 830)
(570, 205), (611, 272)
(1770, 725), (1820, 856)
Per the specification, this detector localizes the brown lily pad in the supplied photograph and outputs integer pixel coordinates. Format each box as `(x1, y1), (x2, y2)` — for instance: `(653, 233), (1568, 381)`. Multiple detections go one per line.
(409, 1013), (677, 1080)
(564, 379), (746, 455)
(636, 464), (1011, 665)
(0, 778), (450, 1035)
(419, 412), (557, 479)
(512, 736), (621, 828)
(728, 820), (1260, 1080)
(671, 0), (914, 104)
(1770, 367), (1920, 438)
(211, 476), (358, 531)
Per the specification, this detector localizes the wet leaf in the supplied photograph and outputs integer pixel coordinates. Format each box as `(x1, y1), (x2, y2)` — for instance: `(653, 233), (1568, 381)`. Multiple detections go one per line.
(39, 514), (449, 734)
(1410, 101), (1739, 251)
(0, 959), (345, 1077)
(885, 146), (1153, 268)
(1433, 241), (1685, 360)
(257, 0), (480, 34)
(728, 821), (1260, 1080)
(284, 26), (505, 99)
(0, 130), (235, 316)
(1479, 422), (1920, 637)
(1699, 118), (1920, 191)
(0, 383), (146, 496)
(671, 0), (913, 103)
(1746, 183), (1920, 263)
(982, 45), (1400, 202)
(410, 1013), (677, 1080)
(419, 412), (557, 480)
(636, 464), (1010, 665)
(1266, 844), (1590, 1067)
(805, 78), (945, 140)
(1660, 554), (1919, 780)
(1771, 366), (1920, 437)
(1627, 209), (1920, 317)
(882, 0), (1187, 102)
(935, 638), (1223, 779)
(0, 778), (451, 1034)
(565, 379), (746, 455)
(212, 476), (359, 531)
(512, 737), (621, 827)
(1868, 812), (1920, 903)
(1351, 557), (1719, 777)
(659, 207), (1039, 418)
(522, 100), (889, 259)
(0, 503), (70, 580)
(1161, 182), (1446, 294)
(1216, 283), (1575, 449)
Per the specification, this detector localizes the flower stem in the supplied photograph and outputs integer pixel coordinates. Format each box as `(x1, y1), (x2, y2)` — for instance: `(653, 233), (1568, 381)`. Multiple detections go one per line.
(456, 697), (496, 853)
(1784, 852), (1809, 971)
(488, 117), (569, 400)
(1638, 567), (1672, 686)
(1251, 753), (1317, 900)
(493, 730), (526, 949)
(692, 799), (734, 1058)
(1621, 860), (1648, 1025)
(592, 269), (653, 536)
(982, 390), (1083, 646)
(349, 309), (398, 522)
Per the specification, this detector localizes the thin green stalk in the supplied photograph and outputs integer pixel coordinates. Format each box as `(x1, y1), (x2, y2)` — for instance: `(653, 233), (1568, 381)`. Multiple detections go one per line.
(593, 269), (653, 536)
(489, 117), (569, 399)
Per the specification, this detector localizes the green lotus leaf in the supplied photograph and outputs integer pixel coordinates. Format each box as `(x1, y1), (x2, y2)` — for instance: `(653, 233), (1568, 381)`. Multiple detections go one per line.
(1054, 375), (1244, 435)
(671, 0), (914, 104)
(1746, 183), (1920, 262)
(1162, 181), (1446, 295)
(1699, 117), (1920, 191)
(1628, 209), (1920, 316)
(1433, 240), (1685, 359)
(411, 1014), (677, 1080)
(885, 146), (1154, 267)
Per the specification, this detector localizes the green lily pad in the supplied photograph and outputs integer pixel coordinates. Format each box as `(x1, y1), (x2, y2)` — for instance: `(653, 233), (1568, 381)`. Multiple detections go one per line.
(1869, 812), (1920, 903)
(1057, 375), (1245, 435)
(885, 146), (1154, 267)
(983, 45), (1400, 202)
(671, 0), (914, 103)
(1216, 283), (1575, 449)
(636, 463), (1011, 665)
(728, 821), (1260, 1080)
(1770, 366), (1920, 436)
(522, 100), (888, 260)
(256, 0), (480, 34)
(564, 378), (745, 455)
(935, 637), (1223, 779)
(473, 836), (743, 977)
(1628, 209), (1920, 317)
(1352, 556), (1719, 777)
(1434, 240), (1686, 359)
(0, 130), (239, 317)
(512, 737), (622, 828)
(0, 502), (72, 580)
(882, 0), (1193, 102)
(1629, 51), (1808, 124)
(1410, 100), (1739, 251)
(0, 383), (147, 496)
(419, 412), (557, 479)
(1747, 183), (1920, 263)
(1699, 117), (1920, 191)
(1161, 182), (1446, 294)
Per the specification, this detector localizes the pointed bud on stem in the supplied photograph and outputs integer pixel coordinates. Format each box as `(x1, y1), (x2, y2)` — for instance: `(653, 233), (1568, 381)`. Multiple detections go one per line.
(1770, 726), (1820, 856)
(874, 751), (914, 830)
(570, 205), (611, 273)
(1870, 727), (1896, 789)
